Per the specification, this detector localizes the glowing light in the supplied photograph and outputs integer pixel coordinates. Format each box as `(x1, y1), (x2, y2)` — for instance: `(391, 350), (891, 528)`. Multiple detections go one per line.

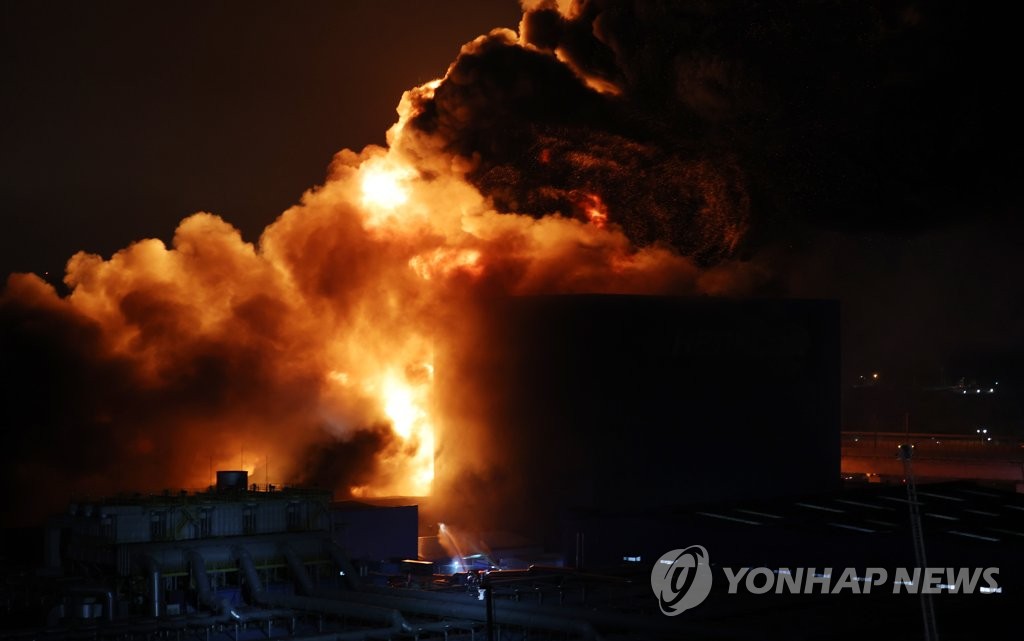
(327, 370), (350, 386)
(360, 159), (412, 210)
(408, 248), (484, 280)
(376, 371), (435, 495)
(383, 378), (420, 440)
(579, 193), (609, 229)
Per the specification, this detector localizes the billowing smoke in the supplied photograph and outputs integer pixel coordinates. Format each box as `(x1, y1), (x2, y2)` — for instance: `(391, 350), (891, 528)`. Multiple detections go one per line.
(2, 0), (1008, 525)
(444, 1), (1012, 247)
(0, 29), (752, 524)
(410, 26), (750, 264)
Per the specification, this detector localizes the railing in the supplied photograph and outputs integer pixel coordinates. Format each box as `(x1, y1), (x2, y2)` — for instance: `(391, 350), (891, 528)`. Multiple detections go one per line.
(71, 484), (332, 508)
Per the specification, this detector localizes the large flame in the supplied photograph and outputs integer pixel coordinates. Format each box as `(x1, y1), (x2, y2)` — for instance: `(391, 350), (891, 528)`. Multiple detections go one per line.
(360, 157), (414, 215)
(1, 20), (757, 521)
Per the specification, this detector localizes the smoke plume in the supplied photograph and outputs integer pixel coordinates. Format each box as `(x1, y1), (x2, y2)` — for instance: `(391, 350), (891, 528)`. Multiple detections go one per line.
(2, 0), (1011, 525)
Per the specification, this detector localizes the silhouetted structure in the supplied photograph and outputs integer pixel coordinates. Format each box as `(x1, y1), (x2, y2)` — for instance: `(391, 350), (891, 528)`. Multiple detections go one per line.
(438, 295), (841, 548)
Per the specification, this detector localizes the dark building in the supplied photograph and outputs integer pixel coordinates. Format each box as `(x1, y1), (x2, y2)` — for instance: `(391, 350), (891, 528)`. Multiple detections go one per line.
(331, 500), (418, 562)
(18, 473), (417, 630)
(437, 295), (841, 549)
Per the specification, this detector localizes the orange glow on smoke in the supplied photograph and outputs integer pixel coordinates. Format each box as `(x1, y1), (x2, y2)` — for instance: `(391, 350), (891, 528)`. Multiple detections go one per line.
(380, 370), (435, 492)
(360, 156), (414, 220)
(1, 29), (756, 511)
(579, 193), (609, 230)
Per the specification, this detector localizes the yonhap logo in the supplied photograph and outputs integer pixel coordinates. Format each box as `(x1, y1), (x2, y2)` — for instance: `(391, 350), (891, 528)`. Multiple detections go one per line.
(650, 544), (1003, 616)
(650, 545), (713, 615)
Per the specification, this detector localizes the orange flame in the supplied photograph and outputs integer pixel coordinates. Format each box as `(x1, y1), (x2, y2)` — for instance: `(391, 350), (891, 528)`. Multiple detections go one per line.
(579, 193), (609, 230)
(2, 32), (757, 517)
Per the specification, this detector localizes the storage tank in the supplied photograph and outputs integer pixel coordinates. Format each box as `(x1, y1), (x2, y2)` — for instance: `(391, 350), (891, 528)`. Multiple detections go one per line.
(216, 470), (248, 492)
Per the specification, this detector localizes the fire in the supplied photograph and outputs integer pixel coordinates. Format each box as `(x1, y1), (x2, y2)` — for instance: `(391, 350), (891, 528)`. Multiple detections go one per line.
(382, 374), (420, 439)
(408, 248), (483, 281)
(579, 193), (609, 229)
(360, 157), (412, 212)
(380, 372), (435, 495)
(1, 17), (757, 524)
(329, 365), (435, 498)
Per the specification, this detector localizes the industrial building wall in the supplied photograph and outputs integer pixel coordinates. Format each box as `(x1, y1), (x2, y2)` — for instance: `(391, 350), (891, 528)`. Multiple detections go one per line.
(435, 295), (841, 543)
(330, 504), (417, 561)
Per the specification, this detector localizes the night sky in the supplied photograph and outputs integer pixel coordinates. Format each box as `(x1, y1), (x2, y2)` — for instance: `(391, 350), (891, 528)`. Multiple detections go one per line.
(1, 0), (523, 277)
(2, 1), (1023, 523)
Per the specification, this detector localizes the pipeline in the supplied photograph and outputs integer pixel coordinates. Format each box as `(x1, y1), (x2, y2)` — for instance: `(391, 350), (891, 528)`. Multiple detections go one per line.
(358, 583), (767, 640)
(188, 549), (238, 621)
(281, 544), (316, 596)
(140, 555), (162, 618)
(319, 588), (598, 639)
(271, 621), (480, 641)
(235, 546), (410, 634)
(324, 540), (361, 590)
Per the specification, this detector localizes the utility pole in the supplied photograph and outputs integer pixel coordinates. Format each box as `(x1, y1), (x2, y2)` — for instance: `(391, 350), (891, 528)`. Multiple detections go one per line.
(898, 443), (938, 641)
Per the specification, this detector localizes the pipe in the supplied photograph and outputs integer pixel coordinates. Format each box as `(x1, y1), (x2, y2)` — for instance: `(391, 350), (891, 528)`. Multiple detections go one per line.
(485, 583), (495, 641)
(319, 588), (598, 639)
(235, 546), (410, 633)
(188, 549), (237, 621)
(141, 555), (162, 618)
(324, 540), (361, 590)
(281, 544), (316, 596)
(357, 584), (762, 640)
(66, 586), (114, 622)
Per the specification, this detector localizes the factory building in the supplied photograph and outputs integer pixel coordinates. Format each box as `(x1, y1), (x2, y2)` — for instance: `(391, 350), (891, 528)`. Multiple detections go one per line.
(7, 477), (1021, 641)
(434, 295), (841, 550)
(5, 296), (1018, 640)
(33, 471), (418, 628)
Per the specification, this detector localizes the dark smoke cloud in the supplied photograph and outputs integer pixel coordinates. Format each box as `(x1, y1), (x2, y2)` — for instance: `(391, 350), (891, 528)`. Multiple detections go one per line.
(296, 426), (395, 493)
(411, 28), (749, 264)
(413, 0), (1018, 258)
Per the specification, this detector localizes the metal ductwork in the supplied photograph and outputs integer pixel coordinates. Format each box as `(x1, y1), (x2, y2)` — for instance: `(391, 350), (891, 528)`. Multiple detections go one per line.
(281, 544), (315, 596)
(141, 555), (162, 618)
(235, 545), (410, 633)
(188, 549), (237, 621)
(324, 540), (361, 591)
(358, 583), (766, 640)
(319, 588), (598, 639)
